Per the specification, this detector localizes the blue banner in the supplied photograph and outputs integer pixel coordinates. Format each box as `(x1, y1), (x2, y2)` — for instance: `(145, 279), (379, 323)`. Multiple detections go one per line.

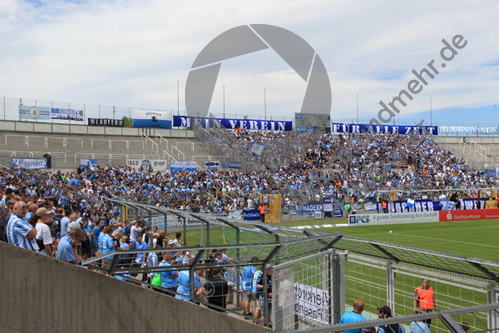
(376, 198), (488, 212)
(243, 209), (260, 220)
(228, 161), (242, 169)
(331, 123), (438, 135)
(12, 158), (47, 169)
(19, 106), (50, 120)
(173, 116), (293, 131)
(170, 161), (197, 173)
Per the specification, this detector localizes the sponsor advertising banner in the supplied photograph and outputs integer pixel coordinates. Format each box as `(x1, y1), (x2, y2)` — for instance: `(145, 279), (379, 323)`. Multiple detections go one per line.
(243, 209), (260, 220)
(170, 161), (197, 173)
(376, 199), (487, 213)
(127, 159), (168, 172)
(50, 108), (84, 121)
(438, 209), (499, 221)
(173, 115), (293, 131)
(132, 109), (172, 129)
(88, 118), (124, 127)
(331, 123), (438, 135)
(12, 158), (47, 169)
(349, 211), (439, 225)
(294, 283), (329, 325)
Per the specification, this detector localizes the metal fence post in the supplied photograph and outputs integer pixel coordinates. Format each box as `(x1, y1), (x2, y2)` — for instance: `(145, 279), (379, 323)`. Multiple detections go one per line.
(387, 263), (395, 313)
(332, 251), (345, 325)
(487, 285), (498, 332)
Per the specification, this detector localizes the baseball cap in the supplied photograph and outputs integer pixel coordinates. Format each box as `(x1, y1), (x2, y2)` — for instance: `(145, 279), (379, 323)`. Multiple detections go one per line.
(377, 305), (392, 317)
(36, 208), (52, 216)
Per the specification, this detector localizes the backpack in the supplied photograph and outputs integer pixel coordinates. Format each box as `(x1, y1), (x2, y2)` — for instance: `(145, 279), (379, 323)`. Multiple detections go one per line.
(123, 225), (130, 237)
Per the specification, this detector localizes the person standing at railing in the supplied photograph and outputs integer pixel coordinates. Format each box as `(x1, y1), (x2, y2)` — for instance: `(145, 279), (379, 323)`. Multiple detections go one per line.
(414, 279), (437, 327)
(377, 305), (404, 333)
(409, 308), (431, 333)
(339, 299), (367, 333)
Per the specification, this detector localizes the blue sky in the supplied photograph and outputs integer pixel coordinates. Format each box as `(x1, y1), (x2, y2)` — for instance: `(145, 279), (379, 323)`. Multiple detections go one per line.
(0, 0), (498, 126)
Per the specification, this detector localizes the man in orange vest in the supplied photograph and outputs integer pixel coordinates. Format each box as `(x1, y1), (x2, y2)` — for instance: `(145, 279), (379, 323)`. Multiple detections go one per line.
(414, 278), (437, 327)
(259, 204), (266, 223)
(382, 201), (388, 214)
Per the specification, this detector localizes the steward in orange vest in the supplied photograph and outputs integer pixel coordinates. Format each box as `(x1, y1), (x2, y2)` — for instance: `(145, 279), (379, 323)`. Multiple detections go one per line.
(414, 279), (437, 327)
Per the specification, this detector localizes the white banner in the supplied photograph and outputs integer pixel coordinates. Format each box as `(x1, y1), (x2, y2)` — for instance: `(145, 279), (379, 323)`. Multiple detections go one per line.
(439, 126), (498, 134)
(294, 283), (329, 325)
(50, 108), (84, 121)
(131, 109), (172, 129)
(12, 158), (47, 169)
(170, 161), (197, 172)
(127, 159), (168, 172)
(348, 211), (439, 225)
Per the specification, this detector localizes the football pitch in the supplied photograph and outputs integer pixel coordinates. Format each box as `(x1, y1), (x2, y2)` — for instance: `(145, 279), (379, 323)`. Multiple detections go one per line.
(323, 218), (499, 261)
(169, 218), (499, 262)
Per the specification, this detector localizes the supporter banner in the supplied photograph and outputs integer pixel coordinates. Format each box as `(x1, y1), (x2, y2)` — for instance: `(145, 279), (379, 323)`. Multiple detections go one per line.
(132, 109), (172, 129)
(439, 126), (498, 134)
(376, 199), (487, 212)
(205, 161), (220, 170)
(88, 118), (124, 127)
(294, 283), (329, 325)
(11, 158), (47, 169)
(349, 211), (439, 225)
(50, 108), (84, 121)
(243, 209), (260, 220)
(250, 143), (265, 156)
(303, 204), (324, 212)
(18, 106), (50, 120)
(331, 123), (438, 135)
(127, 159), (168, 172)
(170, 161), (197, 173)
(173, 115), (293, 131)
(80, 159), (97, 167)
(227, 161), (242, 169)
(364, 202), (377, 211)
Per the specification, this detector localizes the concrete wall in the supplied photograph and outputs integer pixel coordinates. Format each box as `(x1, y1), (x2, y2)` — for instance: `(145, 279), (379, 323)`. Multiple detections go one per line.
(0, 242), (268, 333)
(0, 120), (194, 138)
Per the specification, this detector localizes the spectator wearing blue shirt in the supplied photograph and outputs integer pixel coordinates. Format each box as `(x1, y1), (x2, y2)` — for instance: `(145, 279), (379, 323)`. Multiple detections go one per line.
(377, 305), (404, 333)
(56, 228), (85, 264)
(339, 299), (367, 333)
(60, 210), (70, 238)
(240, 257), (258, 318)
(6, 201), (38, 252)
(102, 227), (119, 269)
(410, 308), (431, 333)
(176, 267), (203, 302)
(159, 257), (179, 297)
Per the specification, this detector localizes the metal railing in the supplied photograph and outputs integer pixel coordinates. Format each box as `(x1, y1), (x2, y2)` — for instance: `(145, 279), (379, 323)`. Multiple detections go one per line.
(171, 145), (185, 160)
(155, 132), (169, 150)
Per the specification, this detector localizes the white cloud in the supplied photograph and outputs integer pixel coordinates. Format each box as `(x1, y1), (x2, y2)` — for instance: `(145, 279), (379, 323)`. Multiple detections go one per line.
(0, 0), (498, 123)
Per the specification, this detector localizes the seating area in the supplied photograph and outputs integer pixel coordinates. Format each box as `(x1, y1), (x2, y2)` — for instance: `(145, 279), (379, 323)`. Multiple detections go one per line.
(0, 131), (217, 170)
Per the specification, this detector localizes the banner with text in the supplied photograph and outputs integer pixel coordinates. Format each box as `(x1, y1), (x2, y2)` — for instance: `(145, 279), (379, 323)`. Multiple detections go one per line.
(173, 116), (293, 131)
(132, 109), (172, 129)
(439, 126), (498, 134)
(331, 123), (438, 135)
(127, 159), (168, 172)
(376, 198), (487, 213)
(50, 108), (84, 121)
(88, 118), (124, 127)
(170, 161), (197, 173)
(294, 283), (329, 325)
(439, 209), (499, 221)
(349, 211), (439, 225)
(12, 158), (47, 169)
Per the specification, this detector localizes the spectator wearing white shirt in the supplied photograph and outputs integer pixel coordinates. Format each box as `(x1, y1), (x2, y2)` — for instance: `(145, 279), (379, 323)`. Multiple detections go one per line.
(30, 208), (54, 257)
